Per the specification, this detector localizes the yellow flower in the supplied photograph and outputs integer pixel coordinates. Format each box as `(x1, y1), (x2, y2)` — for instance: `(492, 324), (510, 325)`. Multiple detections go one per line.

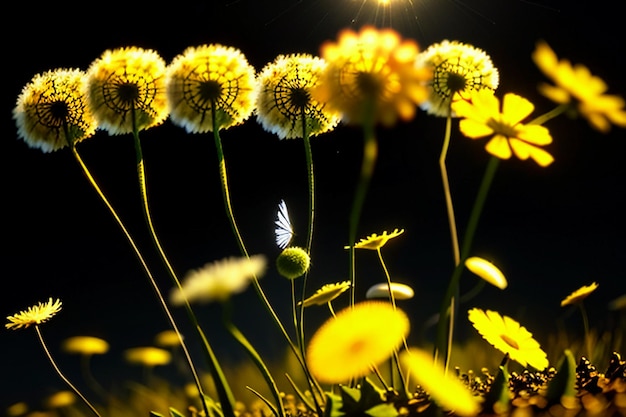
(13, 69), (97, 152)
(416, 40), (499, 117)
(349, 228), (404, 250)
(452, 89), (554, 167)
(85, 46), (168, 135)
(301, 281), (351, 307)
(124, 346), (172, 367)
(255, 54), (340, 139)
(306, 301), (409, 383)
(154, 330), (181, 348)
(166, 44), (256, 133)
(62, 336), (109, 355)
(464, 257), (508, 290)
(468, 308), (549, 370)
(401, 348), (481, 417)
(315, 26), (430, 127)
(560, 282), (599, 307)
(171, 255), (267, 305)
(6, 298), (62, 330)
(365, 282), (415, 300)
(532, 41), (626, 133)
(44, 391), (76, 408)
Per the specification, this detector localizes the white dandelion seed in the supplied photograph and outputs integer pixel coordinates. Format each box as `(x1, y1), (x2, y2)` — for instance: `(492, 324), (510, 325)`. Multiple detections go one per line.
(275, 199), (294, 249)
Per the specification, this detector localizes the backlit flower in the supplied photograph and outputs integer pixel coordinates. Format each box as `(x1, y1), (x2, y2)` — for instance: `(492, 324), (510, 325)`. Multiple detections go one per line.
(166, 44), (256, 133)
(452, 89), (554, 167)
(416, 40), (499, 117)
(306, 301), (409, 383)
(155, 330), (181, 348)
(301, 281), (351, 307)
(401, 348), (481, 416)
(124, 346), (171, 367)
(255, 54), (340, 139)
(366, 282), (415, 300)
(13, 69), (97, 152)
(6, 298), (62, 330)
(44, 391), (76, 408)
(171, 255), (267, 305)
(349, 228), (404, 250)
(85, 46), (168, 135)
(315, 26), (430, 126)
(464, 257), (508, 290)
(62, 336), (109, 355)
(532, 41), (626, 132)
(468, 308), (549, 370)
(560, 282), (599, 307)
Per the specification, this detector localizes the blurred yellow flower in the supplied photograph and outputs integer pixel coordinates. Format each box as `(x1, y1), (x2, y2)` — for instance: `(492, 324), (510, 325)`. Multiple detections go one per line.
(124, 346), (172, 367)
(366, 282), (415, 300)
(154, 329), (181, 348)
(6, 298), (62, 330)
(166, 44), (256, 133)
(301, 281), (351, 307)
(13, 69), (97, 152)
(349, 228), (404, 250)
(44, 391), (76, 408)
(6, 402), (28, 417)
(86, 46), (168, 135)
(416, 39), (499, 117)
(315, 26), (430, 126)
(401, 348), (481, 417)
(468, 308), (549, 370)
(255, 53), (340, 139)
(306, 301), (409, 383)
(464, 256), (508, 290)
(560, 282), (599, 307)
(452, 89), (554, 167)
(532, 41), (626, 132)
(171, 255), (267, 305)
(62, 336), (109, 355)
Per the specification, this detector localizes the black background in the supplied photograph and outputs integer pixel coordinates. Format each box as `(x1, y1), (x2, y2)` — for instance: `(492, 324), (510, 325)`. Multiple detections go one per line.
(1, 0), (625, 411)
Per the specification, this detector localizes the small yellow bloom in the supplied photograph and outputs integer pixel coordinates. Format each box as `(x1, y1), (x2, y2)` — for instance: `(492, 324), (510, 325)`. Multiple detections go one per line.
(13, 69), (97, 152)
(62, 336), (109, 355)
(532, 41), (626, 132)
(306, 301), (409, 383)
(315, 26), (430, 126)
(44, 391), (76, 408)
(349, 228), (404, 250)
(416, 39), (499, 117)
(365, 282), (415, 300)
(468, 308), (549, 370)
(301, 281), (351, 307)
(86, 46), (168, 135)
(124, 346), (171, 367)
(560, 282), (599, 307)
(154, 330), (181, 348)
(171, 255), (267, 305)
(452, 89), (554, 167)
(6, 298), (62, 330)
(255, 54), (340, 139)
(464, 257), (508, 290)
(166, 44), (256, 133)
(401, 348), (481, 417)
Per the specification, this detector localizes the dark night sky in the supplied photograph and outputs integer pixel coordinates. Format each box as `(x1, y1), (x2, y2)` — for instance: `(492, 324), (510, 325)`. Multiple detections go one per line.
(1, 0), (625, 411)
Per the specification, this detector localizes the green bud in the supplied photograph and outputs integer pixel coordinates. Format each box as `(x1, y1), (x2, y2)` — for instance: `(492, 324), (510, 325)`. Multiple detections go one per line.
(276, 247), (310, 279)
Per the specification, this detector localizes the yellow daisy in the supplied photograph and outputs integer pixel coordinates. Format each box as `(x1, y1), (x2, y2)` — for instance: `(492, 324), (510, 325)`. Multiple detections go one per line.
(171, 255), (267, 305)
(464, 257), (508, 290)
(13, 68), (97, 152)
(315, 26), (431, 127)
(166, 44), (256, 133)
(301, 281), (351, 307)
(452, 89), (554, 167)
(532, 41), (626, 133)
(560, 282), (599, 307)
(255, 53), (340, 139)
(349, 228), (404, 250)
(124, 346), (172, 367)
(6, 298), (62, 330)
(401, 348), (481, 417)
(85, 46), (168, 135)
(468, 308), (549, 370)
(306, 301), (409, 383)
(416, 39), (499, 117)
(62, 336), (109, 355)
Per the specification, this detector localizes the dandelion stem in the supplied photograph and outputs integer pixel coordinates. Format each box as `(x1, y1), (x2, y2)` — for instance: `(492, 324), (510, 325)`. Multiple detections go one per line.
(34, 325), (101, 417)
(439, 111), (461, 266)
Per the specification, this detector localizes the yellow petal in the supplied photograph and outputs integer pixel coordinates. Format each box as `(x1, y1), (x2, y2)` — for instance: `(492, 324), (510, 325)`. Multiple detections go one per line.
(517, 124), (552, 145)
(502, 93), (534, 124)
(459, 119), (493, 138)
(532, 41), (558, 79)
(464, 257), (508, 289)
(509, 139), (555, 167)
(485, 135), (512, 159)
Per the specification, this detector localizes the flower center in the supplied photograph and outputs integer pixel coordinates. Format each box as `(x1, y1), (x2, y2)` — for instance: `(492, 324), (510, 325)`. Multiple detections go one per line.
(487, 118), (519, 138)
(499, 334), (520, 350)
(48, 101), (70, 122)
(446, 72), (467, 93)
(117, 82), (140, 104)
(356, 72), (382, 97)
(289, 87), (311, 109)
(198, 80), (222, 102)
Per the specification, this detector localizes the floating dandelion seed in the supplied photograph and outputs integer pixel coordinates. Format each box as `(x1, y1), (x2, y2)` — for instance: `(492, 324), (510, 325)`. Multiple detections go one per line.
(275, 199), (295, 249)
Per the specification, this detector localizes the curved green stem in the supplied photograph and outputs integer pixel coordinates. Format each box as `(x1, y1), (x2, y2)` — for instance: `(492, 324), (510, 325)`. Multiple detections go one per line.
(578, 302), (593, 361)
(440, 111), (461, 266)
(35, 326), (101, 417)
(528, 103), (571, 126)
